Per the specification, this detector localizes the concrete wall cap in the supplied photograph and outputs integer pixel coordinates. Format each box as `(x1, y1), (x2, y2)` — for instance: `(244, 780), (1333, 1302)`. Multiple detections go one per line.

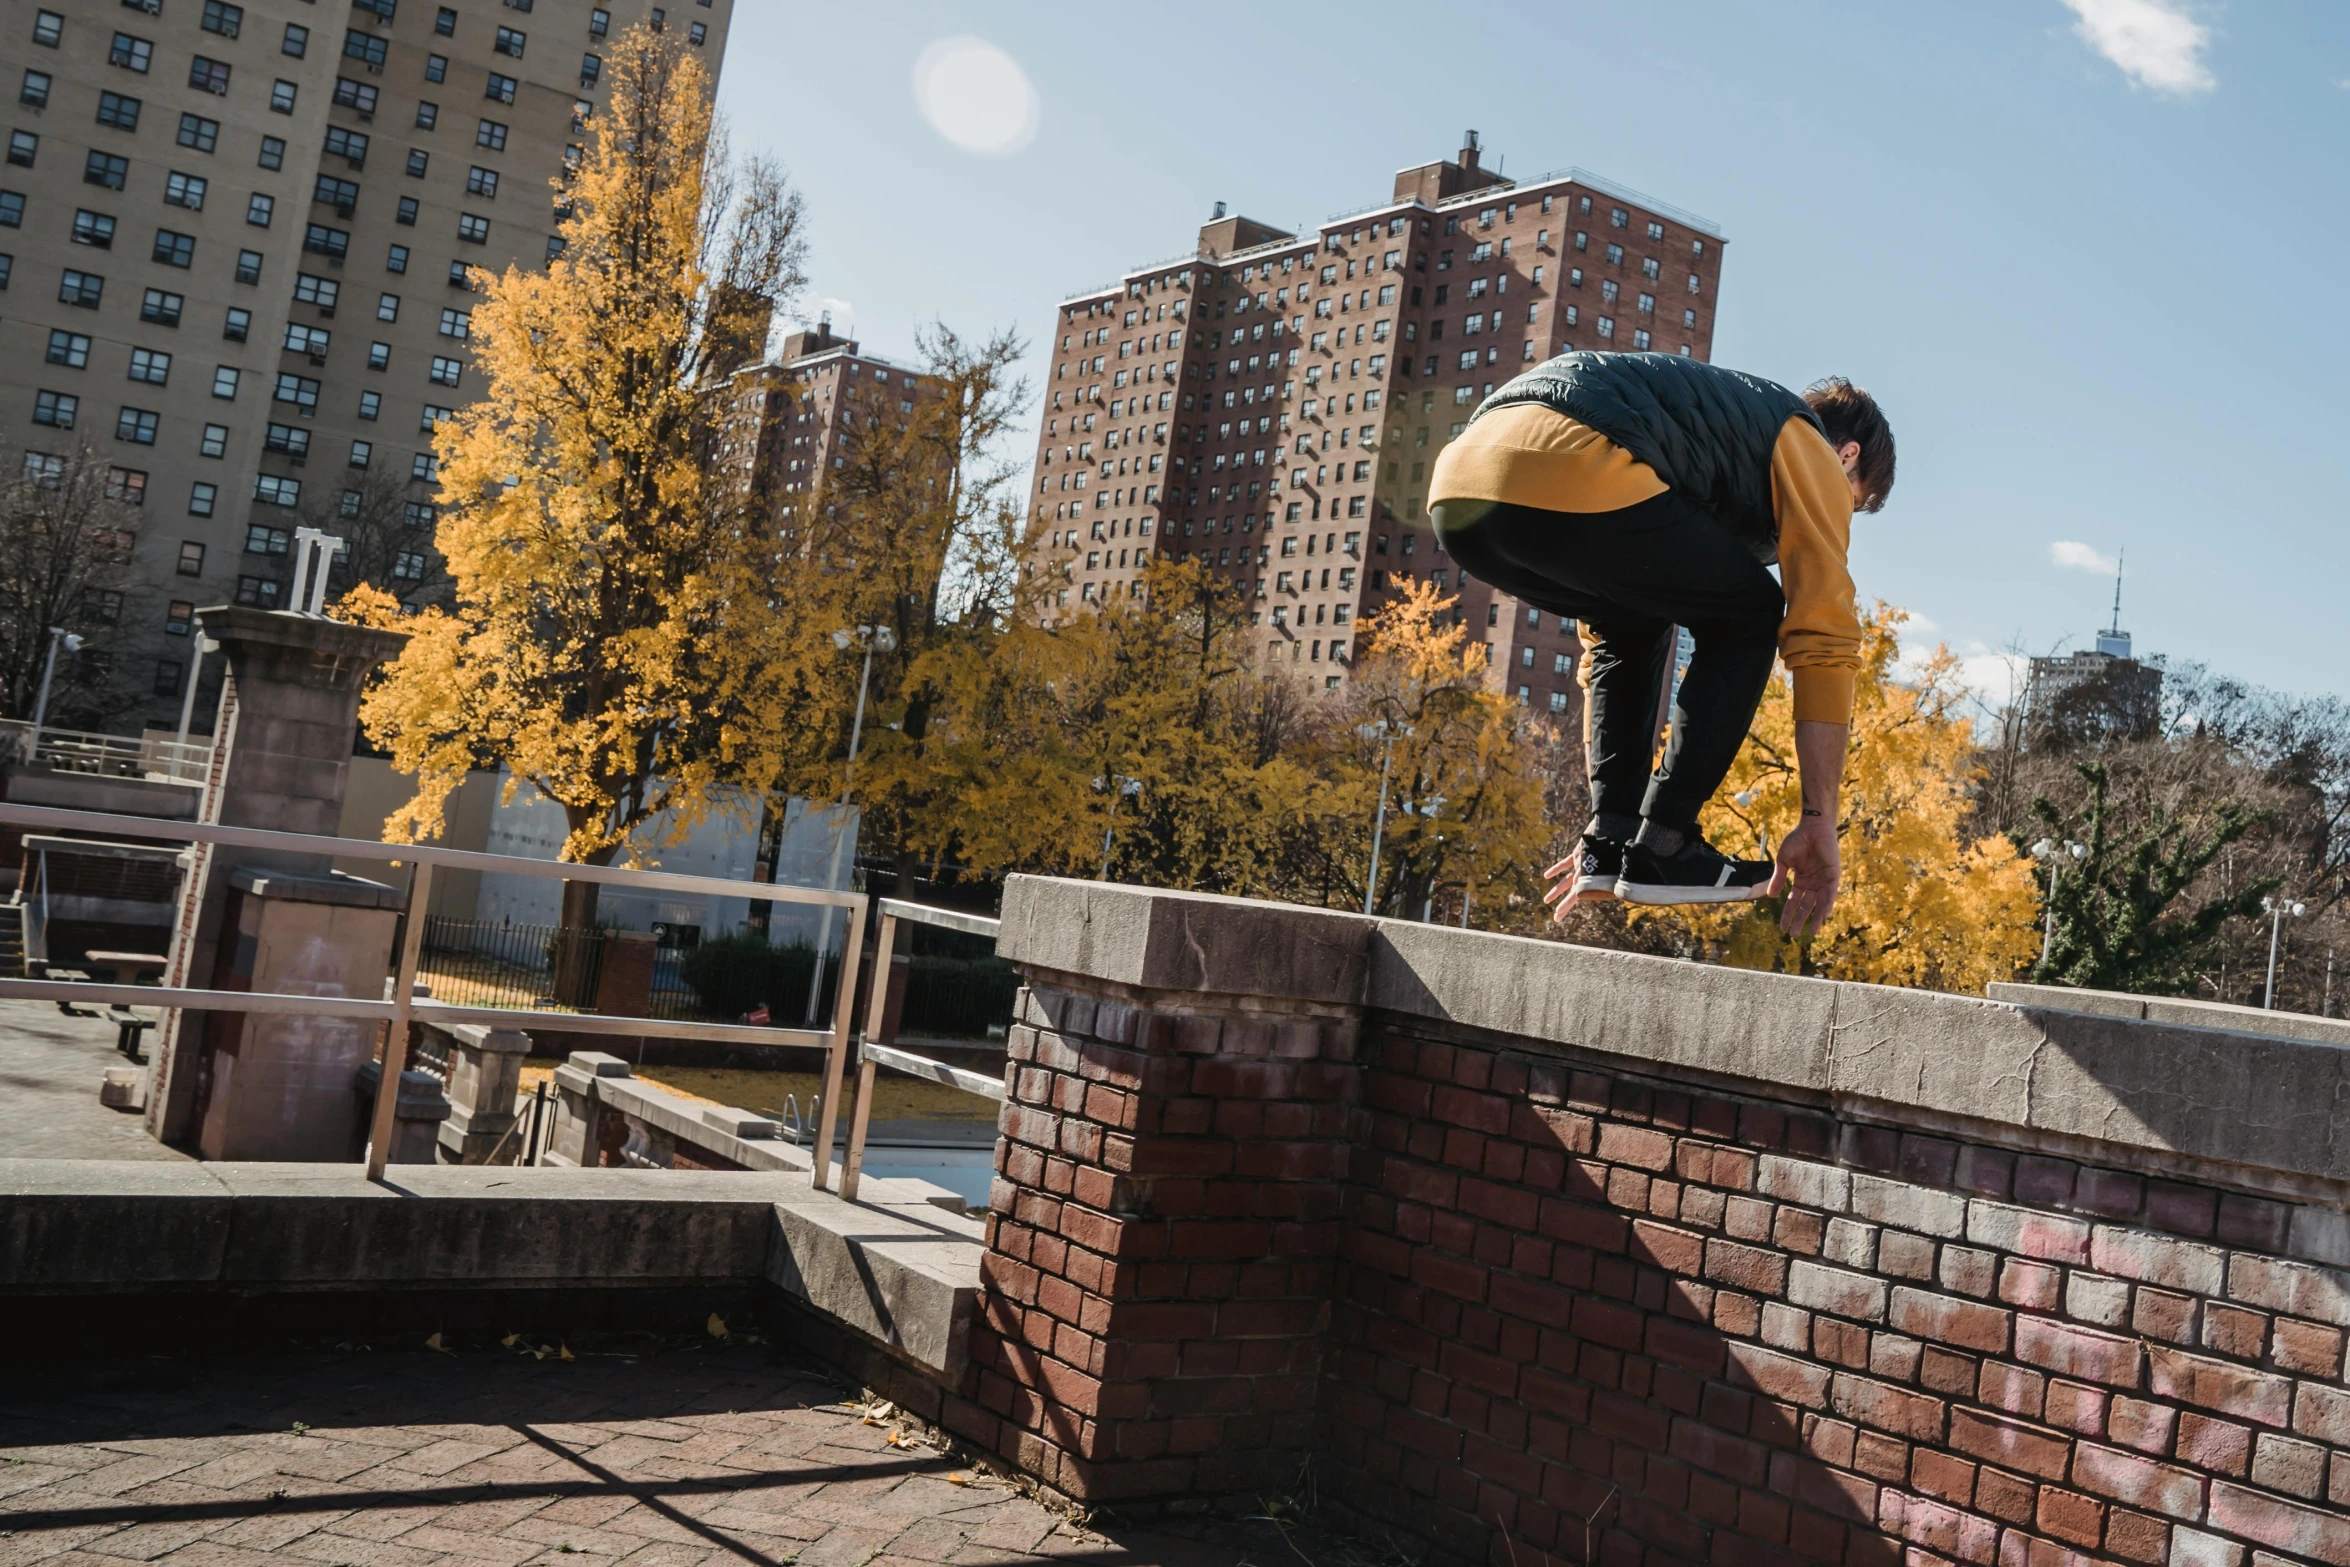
(567, 1051), (634, 1077)
(227, 866), (406, 910)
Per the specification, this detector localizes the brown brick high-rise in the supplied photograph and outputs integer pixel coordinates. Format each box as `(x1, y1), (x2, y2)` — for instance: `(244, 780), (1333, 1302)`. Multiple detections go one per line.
(1025, 133), (1725, 720)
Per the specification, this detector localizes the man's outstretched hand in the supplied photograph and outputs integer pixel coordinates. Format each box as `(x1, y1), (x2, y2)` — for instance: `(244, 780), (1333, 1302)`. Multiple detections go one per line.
(1541, 853), (1592, 920)
(1767, 814), (1841, 937)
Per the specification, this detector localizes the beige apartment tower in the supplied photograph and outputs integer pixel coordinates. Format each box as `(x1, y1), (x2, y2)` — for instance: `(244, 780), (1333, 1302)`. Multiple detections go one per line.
(0, 0), (732, 733)
(1027, 134), (1725, 719)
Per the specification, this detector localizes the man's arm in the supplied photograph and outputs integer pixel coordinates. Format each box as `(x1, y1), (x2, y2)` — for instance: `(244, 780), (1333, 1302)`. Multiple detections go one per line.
(1768, 719), (1846, 937)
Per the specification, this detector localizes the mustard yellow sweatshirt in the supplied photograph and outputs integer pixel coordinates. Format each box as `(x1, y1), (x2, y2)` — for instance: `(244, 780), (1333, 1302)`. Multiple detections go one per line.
(1427, 405), (1860, 724)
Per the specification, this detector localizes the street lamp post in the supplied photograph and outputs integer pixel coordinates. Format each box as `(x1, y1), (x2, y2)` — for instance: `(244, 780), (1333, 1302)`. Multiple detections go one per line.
(805, 624), (897, 1024)
(1095, 775), (1141, 880)
(2030, 838), (2087, 967)
(1401, 794), (1446, 921)
(1358, 720), (1411, 916)
(172, 634), (221, 781)
(27, 626), (86, 761)
(2263, 895), (2307, 1011)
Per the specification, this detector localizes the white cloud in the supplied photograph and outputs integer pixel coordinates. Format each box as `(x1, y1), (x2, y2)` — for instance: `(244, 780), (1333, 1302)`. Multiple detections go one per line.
(2050, 540), (2119, 575)
(2060, 0), (2216, 96)
(912, 38), (1041, 157)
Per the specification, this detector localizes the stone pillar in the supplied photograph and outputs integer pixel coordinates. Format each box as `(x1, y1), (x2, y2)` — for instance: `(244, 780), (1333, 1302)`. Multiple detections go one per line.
(546, 1050), (633, 1167)
(352, 1060), (452, 1164)
(434, 1023), (534, 1164)
(149, 607), (410, 1146)
(191, 867), (405, 1162)
(965, 880), (1374, 1504)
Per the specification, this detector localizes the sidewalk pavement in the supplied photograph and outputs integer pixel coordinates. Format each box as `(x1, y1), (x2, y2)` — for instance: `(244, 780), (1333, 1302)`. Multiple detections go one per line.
(0, 997), (187, 1161)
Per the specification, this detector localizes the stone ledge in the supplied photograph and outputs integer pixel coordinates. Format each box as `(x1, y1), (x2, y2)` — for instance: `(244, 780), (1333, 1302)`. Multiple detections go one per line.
(0, 1159), (981, 1374)
(999, 876), (2350, 1189)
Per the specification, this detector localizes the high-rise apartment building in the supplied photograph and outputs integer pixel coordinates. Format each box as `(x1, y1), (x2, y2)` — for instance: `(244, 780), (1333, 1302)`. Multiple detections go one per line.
(1026, 135), (1724, 720)
(716, 316), (928, 533)
(0, 0), (732, 732)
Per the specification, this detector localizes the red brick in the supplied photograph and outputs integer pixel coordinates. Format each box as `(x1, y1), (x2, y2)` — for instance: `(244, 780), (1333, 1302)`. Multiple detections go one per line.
(1974, 1466), (2037, 1526)
(1727, 1342), (1832, 1409)
(2014, 1316), (2143, 1389)
(1706, 1237), (1791, 1295)
(1830, 1373), (1945, 1442)
(1979, 1361), (2046, 1419)
(2196, 1302), (2265, 1360)
(2105, 1396), (2176, 1455)
(1631, 1218), (1705, 1276)
(2272, 1317), (2345, 1377)
(1597, 1123), (1675, 1172)
(1947, 1408), (2070, 1481)
(2146, 1344), (2292, 1427)
(2044, 1379), (2106, 1437)
(2102, 1508), (2169, 1565)
(2034, 1487), (2106, 1549)
(1911, 1449), (1976, 1506)
(1890, 1287), (2012, 1354)
(2295, 1380), (2350, 1446)
(2070, 1442), (2204, 1521)
(1920, 1346), (1978, 1398)
(2173, 1411), (2250, 1477)
(1999, 1259), (2062, 1312)
(2207, 1480), (2350, 1565)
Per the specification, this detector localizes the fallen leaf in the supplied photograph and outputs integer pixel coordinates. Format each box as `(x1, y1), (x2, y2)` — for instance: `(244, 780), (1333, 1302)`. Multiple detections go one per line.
(501, 1333), (521, 1348)
(558, 1344), (575, 1362)
(706, 1313), (729, 1340)
(945, 1474), (972, 1488)
(423, 1333), (454, 1356)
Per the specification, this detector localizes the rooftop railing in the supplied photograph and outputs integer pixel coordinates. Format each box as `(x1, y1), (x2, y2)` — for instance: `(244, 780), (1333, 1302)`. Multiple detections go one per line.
(0, 719), (211, 785)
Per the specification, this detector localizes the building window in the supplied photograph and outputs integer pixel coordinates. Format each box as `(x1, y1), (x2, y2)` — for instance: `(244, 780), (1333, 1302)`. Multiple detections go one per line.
(45, 330), (90, 367)
(477, 119), (509, 151)
(223, 307), (251, 342)
(403, 501), (437, 529)
(33, 390), (78, 428)
(99, 93), (145, 132)
(6, 131), (34, 167)
(494, 25), (526, 56)
(393, 551), (427, 580)
(415, 101), (439, 130)
(189, 57), (231, 95)
(1632, 329), (1651, 350)
(273, 374), (321, 411)
(429, 356), (463, 387)
(166, 599), (196, 635)
(106, 466), (147, 505)
(59, 270), (103, 308)
(253, 475), (300, 508)
(438, 308), (470, 338)
(466, 166), (499, 198)
(73, 210), (116, 248)
(326, 127), (369, 168)
(343, 28), (388, 68)
(109, 34), (153, 73)
(129, 348), (170, 385)
(377, 292), (400, 322)
(211, 366), (239, 399)
(282, 22), (308, 57)
(33, 11), (63, 47)
(179, 540), (207, 573)
(247, 193), (273, 226)
(424, 55), (448, 84)
(235, 576), (282, 608)
(368, 341), (391, 370)
(436, 7), (458, 35)
(303, 224), (348, 261)
(165, 172), (208, 210)
(332, 79), (379, 114)
(314, 175), (359, 213)
(387, 244), (409, 274)
(259, 135), (288, 171)
(349, 440), (372, 469)
(176, 113), (218, 152)
(486, 72), (517, 103)
(579, 54), (602, 87)
(117, 407), (159, 444)
(81, 589), (123, 625)
(235, 250), (262, 284)
(0, 190), (20, 228)
(412, 452), (439, 482)
(202, 1), (244, 38)
(85, 152), (128, 190)
(590, 9), (610, 37)
(295, 273), (340, 311)
(357, 391), (381, 420)
(142, 288), (183, 327)
(456, 213), (489, 244)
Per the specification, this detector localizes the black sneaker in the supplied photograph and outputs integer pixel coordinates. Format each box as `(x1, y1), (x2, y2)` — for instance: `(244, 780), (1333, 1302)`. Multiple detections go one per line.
(1568, 833), (1626, 901)
(1615, 837), (1774, 905)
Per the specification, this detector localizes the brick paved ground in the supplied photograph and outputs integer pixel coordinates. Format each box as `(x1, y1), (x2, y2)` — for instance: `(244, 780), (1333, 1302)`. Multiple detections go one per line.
(0, 1344), (1260, 1567)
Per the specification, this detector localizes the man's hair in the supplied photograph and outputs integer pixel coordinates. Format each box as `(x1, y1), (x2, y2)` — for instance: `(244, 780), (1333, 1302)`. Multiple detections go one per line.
(1803, 378), (1895, 513)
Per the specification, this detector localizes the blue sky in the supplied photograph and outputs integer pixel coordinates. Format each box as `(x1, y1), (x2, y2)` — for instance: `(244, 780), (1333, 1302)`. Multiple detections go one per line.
(715, 1), (2350, 705)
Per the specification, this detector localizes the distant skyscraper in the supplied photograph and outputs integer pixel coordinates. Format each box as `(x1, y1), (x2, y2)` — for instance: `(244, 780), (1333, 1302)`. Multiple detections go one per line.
(2025, 551), (2162, 737)
(1024, 133), (1726, 723)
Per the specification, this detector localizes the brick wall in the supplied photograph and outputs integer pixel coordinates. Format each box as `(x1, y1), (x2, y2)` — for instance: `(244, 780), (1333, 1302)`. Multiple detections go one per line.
(958, 968), (2350, 1567)
(1325, 1027), (2350, 1567)
(951, 983), (1360, 1502)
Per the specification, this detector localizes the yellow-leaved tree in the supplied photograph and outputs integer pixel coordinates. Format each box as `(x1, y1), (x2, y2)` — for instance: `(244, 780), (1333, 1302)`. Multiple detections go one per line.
(1658, 605), (2039, 991)
(347, 25), (808, 945)
(1328, 581), (1555, 921)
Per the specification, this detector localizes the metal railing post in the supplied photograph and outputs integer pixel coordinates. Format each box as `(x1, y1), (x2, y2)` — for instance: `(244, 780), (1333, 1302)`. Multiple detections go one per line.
(364, 859), (433, 1181)
(808, 894), (867, 1191)
(840, 912), (899, 1203)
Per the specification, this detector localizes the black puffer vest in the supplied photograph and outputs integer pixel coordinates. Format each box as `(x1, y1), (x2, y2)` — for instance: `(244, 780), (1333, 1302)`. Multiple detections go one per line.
(1471, 351), (1824, 564)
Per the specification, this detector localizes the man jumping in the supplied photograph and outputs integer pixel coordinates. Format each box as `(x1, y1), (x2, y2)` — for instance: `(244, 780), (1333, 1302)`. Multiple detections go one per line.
(1425, 350), (1894, 936)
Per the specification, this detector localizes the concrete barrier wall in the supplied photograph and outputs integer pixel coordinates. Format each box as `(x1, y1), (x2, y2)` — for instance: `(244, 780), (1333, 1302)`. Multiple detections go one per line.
(972, 877), (2350, 1567)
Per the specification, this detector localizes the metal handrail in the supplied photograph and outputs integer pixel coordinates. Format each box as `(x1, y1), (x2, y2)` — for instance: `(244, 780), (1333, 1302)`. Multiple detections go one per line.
(0, 719), (211, 785)
(838, 899), (1005, 1204)
(0, 800), (865, 1180)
